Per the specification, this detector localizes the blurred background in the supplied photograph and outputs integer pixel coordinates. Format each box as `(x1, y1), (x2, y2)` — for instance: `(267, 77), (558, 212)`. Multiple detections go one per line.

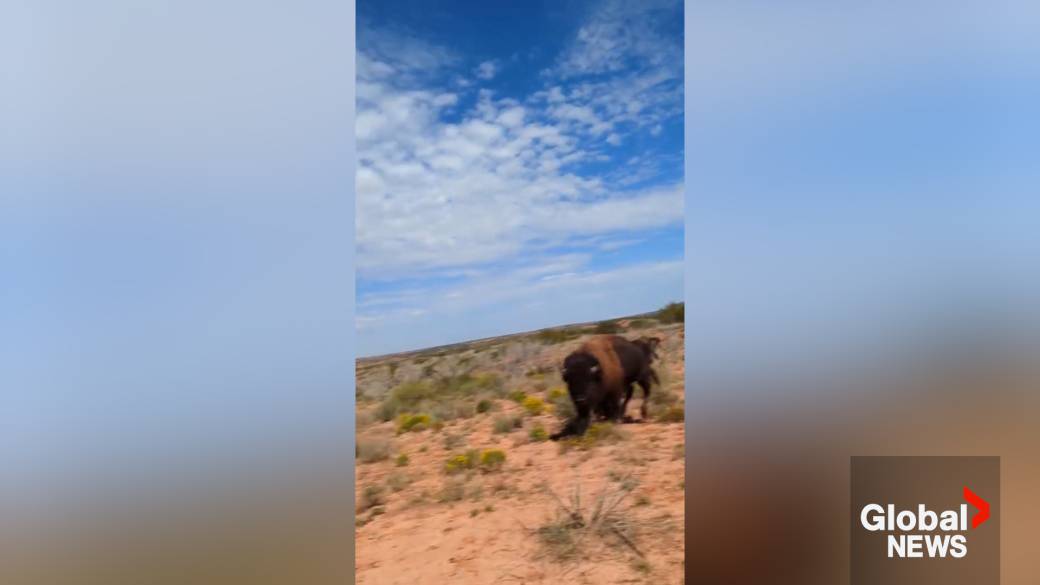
(685, 1), (1039, 584)
(2, 1), (356, 583)
(2, 1), (1037, 584)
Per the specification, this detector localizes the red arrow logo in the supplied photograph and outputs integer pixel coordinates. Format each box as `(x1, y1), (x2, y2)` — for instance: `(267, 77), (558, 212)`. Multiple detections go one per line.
(963, 486), (990, 529)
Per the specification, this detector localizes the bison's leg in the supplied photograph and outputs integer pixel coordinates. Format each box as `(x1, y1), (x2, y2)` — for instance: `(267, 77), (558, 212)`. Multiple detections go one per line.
(638, 377), (652, 420)
(620, 383), (635, 420)
(549, 402), (591, 440)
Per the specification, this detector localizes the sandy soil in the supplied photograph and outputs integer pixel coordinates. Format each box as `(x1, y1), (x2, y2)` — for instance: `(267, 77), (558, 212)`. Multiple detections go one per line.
(356, 321), (685, 584)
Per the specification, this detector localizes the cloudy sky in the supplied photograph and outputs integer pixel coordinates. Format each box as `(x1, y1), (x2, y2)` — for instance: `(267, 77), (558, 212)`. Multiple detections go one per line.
(356, 0), (684, 356)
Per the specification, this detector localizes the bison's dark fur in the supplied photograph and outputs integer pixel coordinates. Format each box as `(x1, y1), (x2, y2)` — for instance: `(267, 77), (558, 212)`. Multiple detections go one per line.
(621, 336), (661, 420)
(550, 335), (661, 440)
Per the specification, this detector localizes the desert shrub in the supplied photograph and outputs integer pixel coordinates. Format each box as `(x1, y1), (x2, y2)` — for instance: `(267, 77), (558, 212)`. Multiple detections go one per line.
(396, 413), (432, 433)
(441, 372), (503, 397)
(356, 436), (391, 463)
(628, 319), (653, 329)
(525, 366), (552, 378)
(392, 381), (436, 408)
(438, 479), (466, 503)
(476, 399), (493, 413)
(442, 432), (466, 450)
(547, 386), (567, 401)
(395, 453), (409, 467)
(536, 479), (639, 563)
(534, 328), (581, 345)
(548, 390), (575, 420)
(358, 484), (386, 512)
(655, 301), (684, 324)
(479, 449), (506, 470)
(493, 415), (522, 434)
(375, 400), (400, 423)
(649, 386), (679, 406)
(558, 422), (627, 452)
(444, 450), (479, 474)
(594, 320), (620, 334)
(658, 405), (684, 423)
(528, 425), (549, 442)
(387, 472), (411, 492)
(522, 395), (546, 415)
(508, 390), (527, 403)
(431, 399), (474, 422)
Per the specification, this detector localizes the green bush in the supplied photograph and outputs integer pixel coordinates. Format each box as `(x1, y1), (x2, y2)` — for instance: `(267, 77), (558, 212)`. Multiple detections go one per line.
(479, 449), (506, 470)
(658, 405), (685, 422)
(357, 437), (391, 463)
(522, 395), (546, 415)
(396, 413), (432, 433)
(395, 453), (409, 467)
(548, 390), (575, 420)
(534, 328), (581, 345)
(547, 387), (567, 401)
(358, 484), (386, 512)
(445, 450), (479, 474)
(508, 390), (527, 403)
(594, 320), (620, 334)
(493, 415), (522, 434)
(476, 399), (493, 413)
(655, 302), (684, 324)
(528, 425), (549, 442)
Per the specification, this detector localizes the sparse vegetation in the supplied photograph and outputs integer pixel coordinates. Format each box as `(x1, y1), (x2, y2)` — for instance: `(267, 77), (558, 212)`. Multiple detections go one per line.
(357, 436), (391, 463)
(396, 413), (432, 433)
(528, 425), (549, 442)
(358, 484), (386, 512)
(521, 395), (546, 415)
(479, 449), (506, 471)
(387, 472), (411, 492)
(558, 422), (627, 452)
(658, 405), (684, 423)
(535, 478), (643, 563)
(444, 450), (479, 474)
(355, 314), (684, 583)
(442, 432), (466, 450)
(534, 328), (581, 345)
(493, 415), (522, 434)
(438, 479), (466, 503)
(655, 301), (684, 324)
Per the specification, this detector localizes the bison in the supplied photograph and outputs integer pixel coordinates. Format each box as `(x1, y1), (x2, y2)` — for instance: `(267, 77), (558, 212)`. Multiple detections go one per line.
(621, 336), (661, 421)
(550, 335), (661, 440)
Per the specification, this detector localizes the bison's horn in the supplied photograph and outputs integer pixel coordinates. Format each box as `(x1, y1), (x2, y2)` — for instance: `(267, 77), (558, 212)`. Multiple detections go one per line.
(590, 365), (599, 374)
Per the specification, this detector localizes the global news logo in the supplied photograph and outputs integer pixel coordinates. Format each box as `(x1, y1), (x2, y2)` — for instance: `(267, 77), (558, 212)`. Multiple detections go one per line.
(859, 486), (990, 559)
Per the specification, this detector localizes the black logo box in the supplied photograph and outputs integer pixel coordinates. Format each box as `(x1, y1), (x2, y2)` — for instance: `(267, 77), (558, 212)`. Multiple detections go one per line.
(850, 456), (1000, 585)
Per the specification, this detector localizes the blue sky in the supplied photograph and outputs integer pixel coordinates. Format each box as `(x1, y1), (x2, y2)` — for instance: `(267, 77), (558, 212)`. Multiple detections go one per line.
(685, 1), (1040, 396)
(355, 0), (685, 356)
(2, 1), (356, 503)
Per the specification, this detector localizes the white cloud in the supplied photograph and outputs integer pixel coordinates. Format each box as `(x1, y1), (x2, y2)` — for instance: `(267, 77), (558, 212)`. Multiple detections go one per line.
(551, 0), (682, 80)
(356, 12), (685, 351)
(475, 60), (499, 80)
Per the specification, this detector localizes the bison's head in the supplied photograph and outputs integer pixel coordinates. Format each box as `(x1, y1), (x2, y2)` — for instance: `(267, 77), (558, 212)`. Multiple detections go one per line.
(560, 351), (601, 406)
